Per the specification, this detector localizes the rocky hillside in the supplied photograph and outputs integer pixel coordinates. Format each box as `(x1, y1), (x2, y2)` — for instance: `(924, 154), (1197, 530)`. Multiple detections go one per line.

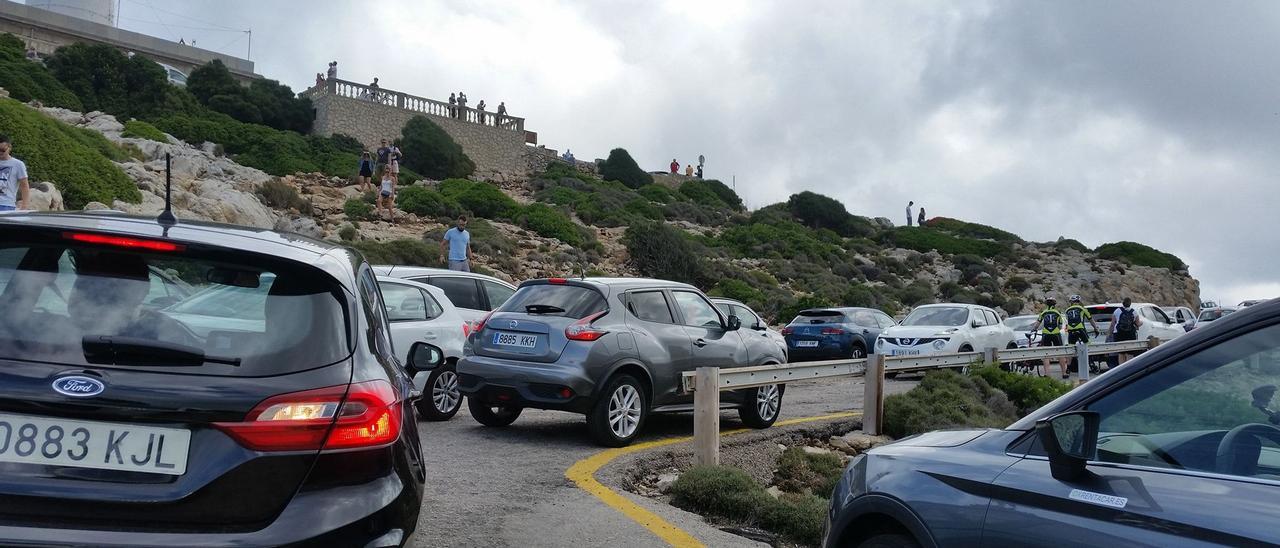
(7, 96), (1198, 323)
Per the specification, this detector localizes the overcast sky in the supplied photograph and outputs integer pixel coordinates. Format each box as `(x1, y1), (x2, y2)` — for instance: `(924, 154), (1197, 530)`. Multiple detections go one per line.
(87, 0), (1278, 305)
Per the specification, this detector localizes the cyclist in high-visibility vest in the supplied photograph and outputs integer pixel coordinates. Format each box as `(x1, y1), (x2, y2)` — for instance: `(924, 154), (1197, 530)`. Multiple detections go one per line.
(1029, 297), (1068, 379)
(1064, 294), (1102, 375)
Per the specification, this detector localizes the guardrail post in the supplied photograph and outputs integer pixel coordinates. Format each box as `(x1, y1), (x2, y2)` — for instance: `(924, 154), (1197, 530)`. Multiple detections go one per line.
(863, 354), (885, 436)
(693, 367), (720, 467)
(1147, 336), (1161, 351)
(982, 347), (998, 366)
(1076, 342), (1090, 384)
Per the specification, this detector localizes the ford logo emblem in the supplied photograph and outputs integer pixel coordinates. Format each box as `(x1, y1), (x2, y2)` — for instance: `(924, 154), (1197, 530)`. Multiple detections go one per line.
(52, 376), (105, 398)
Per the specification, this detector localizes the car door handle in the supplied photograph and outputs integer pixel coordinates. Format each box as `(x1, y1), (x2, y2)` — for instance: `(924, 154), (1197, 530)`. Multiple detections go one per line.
(694, 339), (708, 348)
(409, 388), (424, 401)
(423, 332), (438, 340)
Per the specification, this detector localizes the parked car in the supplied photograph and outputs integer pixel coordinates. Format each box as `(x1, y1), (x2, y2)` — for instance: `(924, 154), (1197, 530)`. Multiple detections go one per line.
(1239, 299), (1268, 308)
(823, 298), (1280, 548)
(876, 304), (1017, 358)
(373, 266), (517, 329)
(1003, 314), (1040, 348)
(155, 61), (188, 86)
(1088, 302), (1186, 342)
(1161, 305), (1198, 331)
(712, 297), (788, 361)
(1195, 306), (1239, 330)
(0, 212), (436, 546)
(378, 276), (469, 420)
(783, 307), (895, 361)
(457, 277), (788, 446)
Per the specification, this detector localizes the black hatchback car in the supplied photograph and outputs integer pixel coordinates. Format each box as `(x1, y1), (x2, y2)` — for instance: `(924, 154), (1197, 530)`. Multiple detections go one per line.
(824, 298), (1280, 547)
(0, 212), (440, 546)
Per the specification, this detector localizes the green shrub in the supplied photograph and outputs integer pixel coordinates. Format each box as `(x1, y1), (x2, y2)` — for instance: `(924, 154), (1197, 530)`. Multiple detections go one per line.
(1004, 297), (1026, 314)
(893, 280), (935, 307)
(598, 147), (652, 189)
(776, 294), (833, 325)
(923, 217), (1023, 243)
(535, 161), (592, 183)
(1005, 276), (1031, 292)
(970, 365), (1072, 415)
(0, 98), (139, 208)
(396, 186), (461, 219)
(669, 465), (829, 546)
(187, 60), (312, 133)
(1055, 238), (1089, 253)
(623, 221), (704, 286)
(397, 116), (474, 179)
(696, 179), (742, 210)
(0, 42), (83, 109)
(0, 33), (22, 60)
(678, 179), (731, 209)
(708, 278), (764, 305)
(886, 226), (1007, 258)
(343, 198), (374, 221)
(840, 284), (891, 310)
(519, 203), (583, 246)
(346, 239), (443, 267)
(256, 179), (313, 215)
(455, 182), (518, 219)
(774, 446), (845, 497)
(1095, 241), (1186, 271)
(952, 254), (996, 283)
(883, 370), (1019, 438)
(121, 119), (167, 141)
(338, 224), (358, 241)
(46, 42), (169, 119)
(637, 183), (680, 204)
(719, 218), (843, 262)
(151, 112), (363, 178)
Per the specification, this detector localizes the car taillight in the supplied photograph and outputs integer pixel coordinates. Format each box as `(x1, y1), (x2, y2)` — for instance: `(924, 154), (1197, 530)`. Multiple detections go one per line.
(474, 311), (495, 334)
(822, 327), (845, 335)
(213, 380), (401, 452)
(548, 278), (568, 284)
(64, 231), (185, 252)
(781, 327), (793, 335)
(566, 310), (608, 341)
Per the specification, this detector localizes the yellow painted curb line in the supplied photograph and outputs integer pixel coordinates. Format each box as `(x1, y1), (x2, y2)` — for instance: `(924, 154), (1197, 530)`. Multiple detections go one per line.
(565, 411), (860, 548)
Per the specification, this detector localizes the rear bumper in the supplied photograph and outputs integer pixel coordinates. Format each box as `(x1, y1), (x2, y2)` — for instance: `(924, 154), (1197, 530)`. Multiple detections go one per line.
(788, 343), (851, 361)
(0, 471), (417, 547)
(457, 355), (596, 413)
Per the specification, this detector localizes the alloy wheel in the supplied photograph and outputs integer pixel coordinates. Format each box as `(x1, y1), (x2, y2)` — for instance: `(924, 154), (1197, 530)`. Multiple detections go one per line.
(756, 384), (780, 421)
(433, 370), (460, 413)
(608, 384), (642, 438)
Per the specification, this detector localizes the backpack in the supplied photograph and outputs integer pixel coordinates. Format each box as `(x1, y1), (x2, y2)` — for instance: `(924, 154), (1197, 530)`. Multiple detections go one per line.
(1116, 308), (1137, 335)
(1065, 307), (1085, 328)
(1041, 310), (1061, 331)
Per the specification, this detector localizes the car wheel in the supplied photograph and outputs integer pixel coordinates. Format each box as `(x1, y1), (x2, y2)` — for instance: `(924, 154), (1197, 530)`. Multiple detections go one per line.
(467, 397), (522, 427)
(416, 367), (463, 421)
(850, 344), (867, 360)
(857, 533), (921, 548)
(739, 383), (782, 428)
(588, 374), (646, 447)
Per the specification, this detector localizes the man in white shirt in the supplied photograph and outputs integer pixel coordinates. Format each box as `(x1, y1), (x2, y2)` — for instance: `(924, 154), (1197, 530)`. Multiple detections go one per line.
(0, 135), (30, 212)
(905, 201), (914, 227)
(1111, 297), (1143, 364)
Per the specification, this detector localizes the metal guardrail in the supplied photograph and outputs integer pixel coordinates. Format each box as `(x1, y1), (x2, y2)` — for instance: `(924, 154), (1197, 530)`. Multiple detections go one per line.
(684, 337), (1163, 466)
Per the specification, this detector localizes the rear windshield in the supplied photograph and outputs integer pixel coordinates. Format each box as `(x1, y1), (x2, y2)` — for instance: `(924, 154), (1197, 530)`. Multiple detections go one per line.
(1090, 306), (1119, 321)
(903, 307), (969, 327)
(1004, 317), (1038, 332)
(0, 233), (351, 375)
(1198, 309), (1235, 322)
(499, 284), (607, 319)
(789, 310), (845, 325)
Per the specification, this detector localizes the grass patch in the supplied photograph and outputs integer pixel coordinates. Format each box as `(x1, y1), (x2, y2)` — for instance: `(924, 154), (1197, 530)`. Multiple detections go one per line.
(256, 179), (312, 215)
(1095, 241), (1186, 271)
(669, 465), (828, 546)
(346, 239), (443, 268)
(774, 447), (844, 497)
(885, 226), (1007, 258)
(970, 364), (1072, 415)
(343, 198), (374, 221)
(923, 217), (1023, 243)
(121, 119), (167, 141)
(883, 370), (1019, 439)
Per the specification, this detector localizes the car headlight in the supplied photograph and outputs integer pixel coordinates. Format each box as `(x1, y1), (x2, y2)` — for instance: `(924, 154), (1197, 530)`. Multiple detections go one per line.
(932, 339), (947, 350)
(875, 338), (885, 348)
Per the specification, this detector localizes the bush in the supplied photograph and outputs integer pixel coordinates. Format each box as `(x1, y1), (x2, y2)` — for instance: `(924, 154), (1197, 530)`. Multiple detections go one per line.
(623, 221), (704, 286)
(0, 98), (139, 208)
(883, 370), (1019, 438)
(397, 116), (474, 179)
(787, 191), (848, 231)
(346, 239), (443, 267)
(1055, 238), (1089, 253)
(519, 203), (584, 246)
(893, 280), (935, 307)
(886, 227), (1007, 258)
(1004, 297), (1026, 314)
(970, 365), (1071, 415)
(456, 182), (518, 220)
(343, 198), (374, 221)
(151, 112), (363, 178)
(924, 217), (1023, 243)
(338, 224), (358, 241)
(1004, 276), (1031, 292)
(952, 254), (996, 283)
(637, 183), (680, 204)
(840, 284), (891, 310)
(0, 36), (83, 109)
(396, 186), (461, 219)
(669, 466), (828, 546)
(256, 179), (312, 215)
(598, 147), (652, 189)
(678, 179), (732, 209)
(121, 119), (167, 142)
(776, 294), (833, 325)
(188, 60), (312, 133)
(1015, 257), (1041, 270)
(46, 42), (168, 119)
(708, 278), (764, 305)
(1095, 241), (1186, 271)
(774, 446), (845, 497)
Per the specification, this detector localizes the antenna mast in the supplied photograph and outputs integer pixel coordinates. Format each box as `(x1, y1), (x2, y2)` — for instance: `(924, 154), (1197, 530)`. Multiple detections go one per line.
(157, 152), (178, 227)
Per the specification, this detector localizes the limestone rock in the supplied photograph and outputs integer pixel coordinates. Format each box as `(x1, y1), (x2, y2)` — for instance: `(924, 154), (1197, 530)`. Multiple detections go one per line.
(83, 201), (110, 211)
(26, 181), (64, 211)
(38, 106), (83, 126)
(83, 111), (124, 138)
(838, 432), (893, 453)
(802, 446), (833, 456)
(765, 486), (784, 499)
(874, 217), (895, 229)
(274, 215), (325, 239)
(655, 473), (680, 494)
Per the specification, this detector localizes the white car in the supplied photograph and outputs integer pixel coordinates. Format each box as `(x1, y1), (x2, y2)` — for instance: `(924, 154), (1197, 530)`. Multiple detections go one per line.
(1194, 306), (1239, 330)
(1003, 314), (1040, 348)
(377, 276), (468, 420)
(877, 303), (1016, 357)
(1161, 305), (1198, 331)
(1086, 302), (1185, 342)
(373, 266), (517, 328)
(711, 298), (788, 361)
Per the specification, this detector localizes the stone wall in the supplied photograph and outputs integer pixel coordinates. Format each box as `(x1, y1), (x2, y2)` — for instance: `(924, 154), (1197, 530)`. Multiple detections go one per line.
(311, 91), (529, 179)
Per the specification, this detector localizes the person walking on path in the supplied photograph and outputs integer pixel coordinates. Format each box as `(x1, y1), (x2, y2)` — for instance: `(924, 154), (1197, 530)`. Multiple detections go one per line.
(356, 151), (374, 192)
(1112, 297), (1143, 364)
(670, 159), (679, 174)
(1064, 295), (1101, 376)
(918, 207), (926, 226)
(377, 172), (396, 223)
(1030, 297), (1068, 379)
(0, 135), (30, 212)
(441, 215), (474, 272)
(497, 102), (507, 126)
(906, 201), (914, 227)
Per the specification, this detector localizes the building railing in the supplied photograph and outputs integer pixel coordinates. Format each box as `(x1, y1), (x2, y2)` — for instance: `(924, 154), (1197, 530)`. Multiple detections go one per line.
(306, 78), (525, 133)
(681, 337), (1163, 466)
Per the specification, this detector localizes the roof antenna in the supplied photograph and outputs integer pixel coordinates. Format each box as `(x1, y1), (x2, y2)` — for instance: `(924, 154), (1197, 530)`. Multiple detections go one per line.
(157, 152), (178, 227)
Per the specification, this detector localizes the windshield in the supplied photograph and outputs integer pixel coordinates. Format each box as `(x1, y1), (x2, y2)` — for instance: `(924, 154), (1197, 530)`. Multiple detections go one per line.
(1003, 316), (1038, 332)
(903, 307), (970, 327)
(498, 283), (606, 319)
(789, 310), (845, 325)
(1198, 308), (1236, 322)
(0, 235), (350, 375)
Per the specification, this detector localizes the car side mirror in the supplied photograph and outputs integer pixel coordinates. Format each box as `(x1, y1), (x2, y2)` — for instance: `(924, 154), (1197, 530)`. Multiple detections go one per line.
(726, 315), (742, 331)
(972, 320), (981, 328)
(1036, 411), (1100, 482)
(406, 342), (445, 374)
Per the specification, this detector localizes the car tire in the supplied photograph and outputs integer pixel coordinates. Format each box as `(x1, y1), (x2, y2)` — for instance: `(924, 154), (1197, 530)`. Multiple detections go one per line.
(467, 397), (522, 427)
(416, 366), (463, 421)
(850, 344), (867, 360)
(587, 374), (647, 447)
(857, 533), (921, 548)
(739, 383), (783, 429)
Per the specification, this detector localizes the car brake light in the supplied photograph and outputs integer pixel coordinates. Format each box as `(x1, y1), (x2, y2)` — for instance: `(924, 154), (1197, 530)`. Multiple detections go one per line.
(213, 380), (401, 451)
(565, 310), (608, 341)
(548, 278), (567, 284)
(821, 327), (845, 335)
(781, 327), (793, 335)
(64, 232), (185, 252)
(474, 311), (495, 334)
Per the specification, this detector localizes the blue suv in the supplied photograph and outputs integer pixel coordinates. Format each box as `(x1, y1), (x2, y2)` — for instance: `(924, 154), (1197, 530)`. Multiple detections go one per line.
(784, 307), (895, 361)
(824, 298), (1280, 547)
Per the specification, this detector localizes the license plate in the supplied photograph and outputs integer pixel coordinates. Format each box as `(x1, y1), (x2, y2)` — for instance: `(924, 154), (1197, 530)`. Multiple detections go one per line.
(891, 349), (921, 356)
(796, 340), (819, 347)
(0, 412), (190, 475)
(492, 331), (538, 349)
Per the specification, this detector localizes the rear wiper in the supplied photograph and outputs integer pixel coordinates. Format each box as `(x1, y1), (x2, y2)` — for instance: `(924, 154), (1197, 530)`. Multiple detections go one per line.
(82, 336), (241, 367)
(525, 304), (566, 314)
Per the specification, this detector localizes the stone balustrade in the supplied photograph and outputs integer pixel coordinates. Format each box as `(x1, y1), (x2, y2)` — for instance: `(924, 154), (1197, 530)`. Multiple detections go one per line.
(305, 79), (525, 133)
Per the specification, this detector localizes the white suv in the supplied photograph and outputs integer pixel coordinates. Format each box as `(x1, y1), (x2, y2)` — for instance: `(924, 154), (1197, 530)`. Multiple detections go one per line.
(1087, 302), (1186, 342)
(877, 303), (1016, 357)
(372, 266), (518, 326)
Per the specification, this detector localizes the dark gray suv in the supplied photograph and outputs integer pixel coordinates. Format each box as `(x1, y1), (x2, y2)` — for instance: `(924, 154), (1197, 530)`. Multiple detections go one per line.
(457, 278), (788, 446)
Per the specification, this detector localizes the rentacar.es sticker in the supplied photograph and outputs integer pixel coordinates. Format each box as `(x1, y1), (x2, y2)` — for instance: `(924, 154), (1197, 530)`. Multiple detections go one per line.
(1069, 489), (1128, 509)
